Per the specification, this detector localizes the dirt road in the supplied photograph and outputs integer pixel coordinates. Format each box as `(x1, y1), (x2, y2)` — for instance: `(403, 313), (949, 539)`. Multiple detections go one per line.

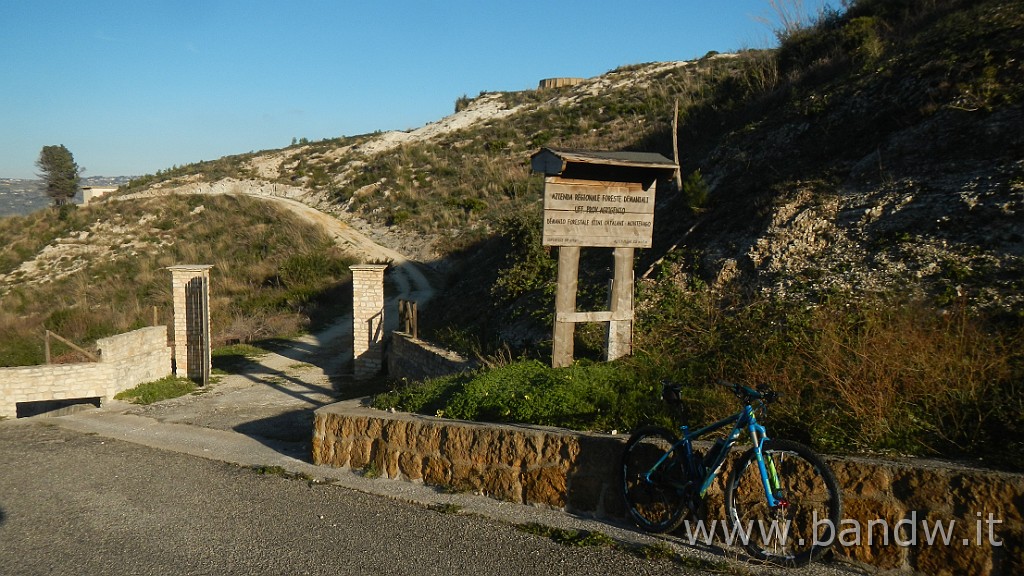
(255, 194), (436, 330)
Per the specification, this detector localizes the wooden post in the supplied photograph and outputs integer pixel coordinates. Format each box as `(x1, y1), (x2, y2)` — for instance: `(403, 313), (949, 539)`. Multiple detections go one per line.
(43, 329), (100, 362)
(606, 247), (634, 361)
(552, 246), (580, 368)
(673, 99), (683, 191)
(398, 299), (419, 339)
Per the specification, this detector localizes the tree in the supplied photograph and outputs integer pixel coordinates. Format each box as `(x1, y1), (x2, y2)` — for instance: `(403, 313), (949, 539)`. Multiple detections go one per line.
(36, 145), (82, 206)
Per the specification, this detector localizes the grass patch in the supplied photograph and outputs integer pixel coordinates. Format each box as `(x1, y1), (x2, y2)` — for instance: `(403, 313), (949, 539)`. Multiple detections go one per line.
(252, 465), (289, 477)
(428, 502), (463, 514)
(516, 523), (616, 548)
(249, 464), (316, 483)
(634, 541), (677, 561)
(674, 554), (735, 573)
(373, 359), (659, 433)
(211, 342), (271, 374)
(213, 343), (270, 358)
(114, 375), (198, 405)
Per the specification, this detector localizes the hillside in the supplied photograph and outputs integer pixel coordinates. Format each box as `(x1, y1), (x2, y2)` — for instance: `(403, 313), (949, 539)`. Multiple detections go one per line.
(3, 0), (1022, 464)
(111, 0), (1022, 326)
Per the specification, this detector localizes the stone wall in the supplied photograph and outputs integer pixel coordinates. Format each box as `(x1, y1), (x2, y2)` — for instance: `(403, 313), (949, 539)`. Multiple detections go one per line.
(387, 332), (477, 382)
(0, 326), (171, 419)
(312, 402), (1023, 575)
(99, 326), (173, 391)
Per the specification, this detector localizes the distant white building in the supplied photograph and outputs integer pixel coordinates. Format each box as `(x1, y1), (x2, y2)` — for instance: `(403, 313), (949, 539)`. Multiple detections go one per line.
(81, 186), (117, 205)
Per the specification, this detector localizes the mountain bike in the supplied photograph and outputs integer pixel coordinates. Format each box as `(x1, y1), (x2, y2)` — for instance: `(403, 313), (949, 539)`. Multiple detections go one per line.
(620, 381), (842, 567)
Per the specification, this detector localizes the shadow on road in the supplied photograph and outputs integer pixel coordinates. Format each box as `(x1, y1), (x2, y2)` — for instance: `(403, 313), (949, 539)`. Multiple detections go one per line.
(234, 409), (316, 462)
(216, 347), (389, 460)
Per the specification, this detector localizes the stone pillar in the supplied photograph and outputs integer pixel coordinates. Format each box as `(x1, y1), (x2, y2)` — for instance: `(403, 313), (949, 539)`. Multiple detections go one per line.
(169, 265), (213, 385)
(351, 264), (387, 380)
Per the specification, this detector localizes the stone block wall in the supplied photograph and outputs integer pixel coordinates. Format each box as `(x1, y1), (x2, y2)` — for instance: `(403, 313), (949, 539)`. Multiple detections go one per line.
(387, 332), (478, 382)
(98, 326), (172, 392)
(0, 326), (171, 419)
(312, 402), (1023, 575)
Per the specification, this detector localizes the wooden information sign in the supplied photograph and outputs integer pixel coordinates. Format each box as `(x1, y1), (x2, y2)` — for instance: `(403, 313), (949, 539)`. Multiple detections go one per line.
(531, 148), (677, 368)
(542, 178), (655, 248)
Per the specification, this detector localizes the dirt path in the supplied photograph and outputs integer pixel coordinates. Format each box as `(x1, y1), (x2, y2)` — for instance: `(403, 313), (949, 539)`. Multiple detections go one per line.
(255, 194), (437, 318)
(107, 190), (437, 450)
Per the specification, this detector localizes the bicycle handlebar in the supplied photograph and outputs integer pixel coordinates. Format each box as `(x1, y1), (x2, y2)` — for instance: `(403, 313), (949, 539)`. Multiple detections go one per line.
(719, 380), (780, 405)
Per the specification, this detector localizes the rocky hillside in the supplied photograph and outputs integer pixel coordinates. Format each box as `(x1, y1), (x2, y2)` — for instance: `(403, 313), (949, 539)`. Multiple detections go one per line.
(113, 0), (1022, 330)
(676, 0), (1024, 317)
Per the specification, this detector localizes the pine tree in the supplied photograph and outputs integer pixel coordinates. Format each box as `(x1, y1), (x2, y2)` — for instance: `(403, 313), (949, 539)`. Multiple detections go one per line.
(36, 145), (82, 206)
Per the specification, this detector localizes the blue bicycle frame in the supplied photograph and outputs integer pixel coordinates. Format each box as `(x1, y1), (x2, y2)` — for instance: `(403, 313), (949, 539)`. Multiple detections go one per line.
(663, 399), (783, 507)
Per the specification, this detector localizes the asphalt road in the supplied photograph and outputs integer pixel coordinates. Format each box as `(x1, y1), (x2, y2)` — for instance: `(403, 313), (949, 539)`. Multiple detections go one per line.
(0, 419), (696, 576)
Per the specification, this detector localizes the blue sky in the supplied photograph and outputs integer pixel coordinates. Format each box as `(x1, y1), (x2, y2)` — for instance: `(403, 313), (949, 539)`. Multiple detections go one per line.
(1, 1), (835, 179)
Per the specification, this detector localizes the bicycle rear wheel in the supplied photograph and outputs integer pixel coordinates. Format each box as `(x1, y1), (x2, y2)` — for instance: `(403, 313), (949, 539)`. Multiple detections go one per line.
(725, 438), (842, 567)
(620, 426), (695, 533)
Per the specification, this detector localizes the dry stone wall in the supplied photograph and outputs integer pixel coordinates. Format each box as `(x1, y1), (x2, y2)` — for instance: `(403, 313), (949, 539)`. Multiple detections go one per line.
(0, 326), (171, 419)
(313, 402), (1023, 575)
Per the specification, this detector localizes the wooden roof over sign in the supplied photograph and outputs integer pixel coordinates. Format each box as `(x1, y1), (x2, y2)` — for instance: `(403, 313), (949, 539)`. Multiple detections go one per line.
(531, 147), (678, 180)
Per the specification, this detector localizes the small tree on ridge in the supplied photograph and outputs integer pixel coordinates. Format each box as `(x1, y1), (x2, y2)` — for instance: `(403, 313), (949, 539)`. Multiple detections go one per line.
(36, 144), (82, 206)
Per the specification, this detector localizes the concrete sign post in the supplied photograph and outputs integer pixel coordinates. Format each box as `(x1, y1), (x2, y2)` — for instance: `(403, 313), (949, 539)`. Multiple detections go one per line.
(169, 265), (213, 385)
(531, 148), (677, 368)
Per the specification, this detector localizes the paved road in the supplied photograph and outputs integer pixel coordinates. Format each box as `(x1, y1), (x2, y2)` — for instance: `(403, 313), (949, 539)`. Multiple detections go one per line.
(0, 419), (697, 576)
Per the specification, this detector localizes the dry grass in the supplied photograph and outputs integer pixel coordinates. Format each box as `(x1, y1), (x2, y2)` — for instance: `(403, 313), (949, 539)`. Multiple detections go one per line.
(632, 275), (1023, 466)
(782, 299), (1018, 454)
(0, 195), (354, 366)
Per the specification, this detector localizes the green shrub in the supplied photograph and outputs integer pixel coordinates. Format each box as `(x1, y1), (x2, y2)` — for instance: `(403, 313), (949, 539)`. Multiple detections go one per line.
(680, 170), (709, 210)
(375, 359), (670, 433)
(0, 329), (44, 366)
(114, 376), (198, 404)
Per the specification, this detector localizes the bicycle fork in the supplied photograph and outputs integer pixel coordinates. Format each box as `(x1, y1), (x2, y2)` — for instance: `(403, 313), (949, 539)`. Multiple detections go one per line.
(750, 422), (787, 509)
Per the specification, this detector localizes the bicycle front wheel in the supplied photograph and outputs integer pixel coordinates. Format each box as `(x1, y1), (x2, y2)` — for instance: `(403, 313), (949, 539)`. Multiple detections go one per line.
(725, 438), (842, 567)
(620, 426), (694, 533)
